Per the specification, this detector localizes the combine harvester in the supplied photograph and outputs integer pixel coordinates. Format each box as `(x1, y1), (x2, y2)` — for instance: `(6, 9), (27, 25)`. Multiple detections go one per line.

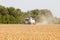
(24, 17), (36, 24)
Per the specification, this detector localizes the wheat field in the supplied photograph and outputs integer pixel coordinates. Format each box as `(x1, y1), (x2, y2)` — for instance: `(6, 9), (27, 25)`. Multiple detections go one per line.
(0, 24), (60, 40)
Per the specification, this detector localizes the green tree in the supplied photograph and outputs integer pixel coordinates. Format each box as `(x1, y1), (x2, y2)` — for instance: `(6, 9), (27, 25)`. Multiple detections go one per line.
(0, 5), (9, 15)
(8, 7), (15, 16)
(0, 13), (2, 23)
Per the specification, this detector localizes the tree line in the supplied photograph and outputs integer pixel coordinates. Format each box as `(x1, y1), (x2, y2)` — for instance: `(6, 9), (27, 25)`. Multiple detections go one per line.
(0, 5), (60, 24)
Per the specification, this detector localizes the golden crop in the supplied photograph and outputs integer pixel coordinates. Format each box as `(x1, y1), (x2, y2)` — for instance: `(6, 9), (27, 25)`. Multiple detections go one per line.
(0, 24), (60, 40)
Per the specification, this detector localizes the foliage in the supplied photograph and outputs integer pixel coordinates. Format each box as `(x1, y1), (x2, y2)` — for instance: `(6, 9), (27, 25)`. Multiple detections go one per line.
(0, 5), (60, 24)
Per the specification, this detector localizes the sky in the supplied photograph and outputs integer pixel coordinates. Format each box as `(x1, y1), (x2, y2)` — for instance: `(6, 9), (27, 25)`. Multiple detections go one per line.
(0, 0), (60, 18)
